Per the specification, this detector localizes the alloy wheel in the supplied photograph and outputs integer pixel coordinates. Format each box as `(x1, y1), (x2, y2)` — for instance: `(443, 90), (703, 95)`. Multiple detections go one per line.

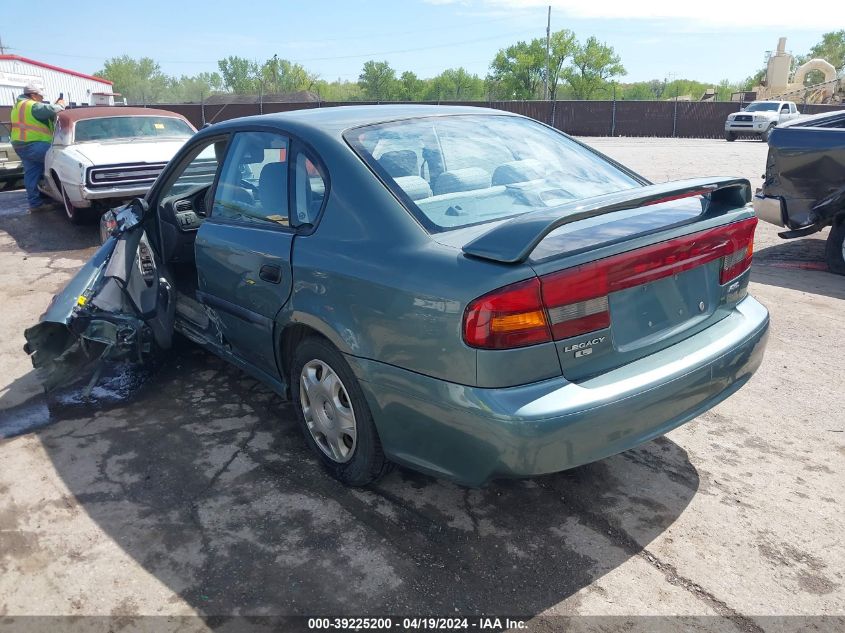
(299, 359), (358, 463)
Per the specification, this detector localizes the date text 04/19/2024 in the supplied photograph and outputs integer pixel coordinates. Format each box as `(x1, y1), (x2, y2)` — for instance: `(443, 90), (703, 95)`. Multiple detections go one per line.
(306, 617), (527, 630)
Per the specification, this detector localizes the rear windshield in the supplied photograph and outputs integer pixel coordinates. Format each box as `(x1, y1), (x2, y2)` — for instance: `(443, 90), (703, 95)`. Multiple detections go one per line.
(74, 116), (194, 142)
(345, 115), (641, 231)
(0, 122), (10, 142)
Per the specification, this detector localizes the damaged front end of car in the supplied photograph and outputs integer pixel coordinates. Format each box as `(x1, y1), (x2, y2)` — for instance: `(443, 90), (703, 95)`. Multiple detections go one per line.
(23, 200), (173, 391)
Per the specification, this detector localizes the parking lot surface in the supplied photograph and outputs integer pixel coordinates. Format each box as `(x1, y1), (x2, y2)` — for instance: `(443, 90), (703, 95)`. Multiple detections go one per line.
(0, 138), (842, 630)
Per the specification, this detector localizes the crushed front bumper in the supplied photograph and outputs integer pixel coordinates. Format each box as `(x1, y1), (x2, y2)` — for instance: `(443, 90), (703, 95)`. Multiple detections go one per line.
(349, 296), (769, 486)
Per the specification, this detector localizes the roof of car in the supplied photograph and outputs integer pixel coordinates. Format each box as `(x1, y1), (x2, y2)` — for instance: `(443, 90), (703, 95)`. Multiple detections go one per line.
(779, 109), (845, 128)
(207, 105), (517, 136)
(59, 107), (191, 124)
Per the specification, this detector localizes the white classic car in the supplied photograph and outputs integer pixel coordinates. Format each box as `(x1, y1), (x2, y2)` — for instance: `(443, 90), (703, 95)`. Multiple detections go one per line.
(39, 107), (196, 223)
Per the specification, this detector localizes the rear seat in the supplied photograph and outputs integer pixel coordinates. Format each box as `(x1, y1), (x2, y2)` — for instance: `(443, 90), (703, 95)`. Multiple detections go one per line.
(432, 167), (490, 196)
(394, 175), (433, 201)
(492, 159), (546, 185)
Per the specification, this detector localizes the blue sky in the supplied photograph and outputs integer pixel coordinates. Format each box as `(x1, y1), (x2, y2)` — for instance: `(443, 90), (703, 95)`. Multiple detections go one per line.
(4, 0), (842, 85)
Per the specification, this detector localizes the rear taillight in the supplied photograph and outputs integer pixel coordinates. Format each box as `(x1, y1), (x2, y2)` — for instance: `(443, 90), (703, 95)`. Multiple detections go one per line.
(463, 217), (758, 350)
(720, 239), (754, 284)
(463, 278), (552, 349)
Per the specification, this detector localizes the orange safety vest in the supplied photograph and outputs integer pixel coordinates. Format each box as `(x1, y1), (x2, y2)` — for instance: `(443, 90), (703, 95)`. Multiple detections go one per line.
(10, 99), (53, 143)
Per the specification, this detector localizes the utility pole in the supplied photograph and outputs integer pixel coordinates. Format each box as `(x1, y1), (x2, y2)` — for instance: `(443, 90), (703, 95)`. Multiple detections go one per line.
(543, 6), (551, 101)
(0, 35), (7, 54)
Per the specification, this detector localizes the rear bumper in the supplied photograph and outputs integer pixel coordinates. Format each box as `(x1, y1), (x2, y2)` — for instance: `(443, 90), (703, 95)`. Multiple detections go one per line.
(349, 296), (769, 486)
(753, 194), (786, 227)
(0, 160), (22, 180)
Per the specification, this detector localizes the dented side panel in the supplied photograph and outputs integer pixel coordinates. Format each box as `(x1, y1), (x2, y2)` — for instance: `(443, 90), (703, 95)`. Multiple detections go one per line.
(764, 126), (845, 229)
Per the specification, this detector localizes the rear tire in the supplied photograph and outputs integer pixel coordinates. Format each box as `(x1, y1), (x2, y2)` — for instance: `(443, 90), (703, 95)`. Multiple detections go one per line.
(61, 184), (87, 225)
(291, 336), (391, 486)
(825, 219), (845, 275)
(725, 132), (736, 142)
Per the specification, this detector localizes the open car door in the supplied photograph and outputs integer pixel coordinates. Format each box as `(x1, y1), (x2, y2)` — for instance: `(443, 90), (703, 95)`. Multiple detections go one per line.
(23, 201), (175, 391)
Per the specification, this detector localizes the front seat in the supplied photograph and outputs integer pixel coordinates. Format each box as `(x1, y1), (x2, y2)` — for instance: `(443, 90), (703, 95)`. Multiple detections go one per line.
(258, 162), (288, 220)
(379, 150), (418, 178)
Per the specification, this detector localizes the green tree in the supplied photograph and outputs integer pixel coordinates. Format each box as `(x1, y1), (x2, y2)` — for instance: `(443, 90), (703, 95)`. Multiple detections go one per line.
(546, 29), (577, 101)
(563, 37), (625, 100)
(425, 68), (485, 101)
(260, 55), (318, 93)
(662, 78), (711, 101)
(620, 82), (656, 100)
(486, 39), (546, 99)
(805, 30), (845, 71)
(314, 79), (361, 101)
(397, 71), (426, 101)
(743, 67), (766, 90)
(170, 72), (223, 102)
(715, 78), (742, 101)
(94, 55), (170, 104)
(358, 60), (397, 101)
(217, 56), (260, 93)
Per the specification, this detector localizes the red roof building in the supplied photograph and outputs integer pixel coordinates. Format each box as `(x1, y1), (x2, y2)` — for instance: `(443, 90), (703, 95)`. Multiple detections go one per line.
(0, 55), (113, 107)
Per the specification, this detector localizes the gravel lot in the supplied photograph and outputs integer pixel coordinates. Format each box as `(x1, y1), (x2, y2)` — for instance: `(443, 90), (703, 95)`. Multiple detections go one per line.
(0, 137), (842, 632)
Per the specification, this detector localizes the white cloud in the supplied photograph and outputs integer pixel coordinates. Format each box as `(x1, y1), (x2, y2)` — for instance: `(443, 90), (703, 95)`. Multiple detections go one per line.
(474, 0), (844, 31)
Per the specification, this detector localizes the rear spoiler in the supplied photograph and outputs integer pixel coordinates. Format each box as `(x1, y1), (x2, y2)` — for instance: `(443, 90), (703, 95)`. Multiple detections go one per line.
(461, 177), (751, 264)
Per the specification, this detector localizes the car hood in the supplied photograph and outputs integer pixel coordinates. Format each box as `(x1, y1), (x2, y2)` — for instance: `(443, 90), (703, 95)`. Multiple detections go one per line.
(72, 138), (189, 165)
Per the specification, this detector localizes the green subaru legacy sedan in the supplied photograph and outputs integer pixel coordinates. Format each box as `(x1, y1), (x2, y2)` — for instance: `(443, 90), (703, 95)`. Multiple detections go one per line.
(24, 106), (769, 487)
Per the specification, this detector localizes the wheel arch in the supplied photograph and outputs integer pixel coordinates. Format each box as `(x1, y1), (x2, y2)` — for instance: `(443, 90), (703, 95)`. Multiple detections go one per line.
(276, 320), (346, 398)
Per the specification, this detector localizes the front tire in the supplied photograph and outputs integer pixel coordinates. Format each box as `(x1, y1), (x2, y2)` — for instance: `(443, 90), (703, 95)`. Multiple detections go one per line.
(61, 184), (87, 225)
(291, 337), (390, 486)
(825, 219), (845, 275)
(725, 131), (736, 142)
(761, 125), (775, 143)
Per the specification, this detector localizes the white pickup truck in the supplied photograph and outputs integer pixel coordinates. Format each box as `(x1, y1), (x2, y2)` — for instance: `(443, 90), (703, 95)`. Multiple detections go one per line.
(724, 101), (802, 142)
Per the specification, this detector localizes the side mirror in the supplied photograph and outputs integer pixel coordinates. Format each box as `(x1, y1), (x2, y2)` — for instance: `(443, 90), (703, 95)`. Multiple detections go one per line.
(112, 198), (148, 235)
(130, 197), (149, 219)
(124, 198), (150, 222)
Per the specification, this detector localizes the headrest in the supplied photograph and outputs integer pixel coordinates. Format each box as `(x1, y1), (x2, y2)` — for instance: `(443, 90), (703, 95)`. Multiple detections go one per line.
(432, 167), (490, 196)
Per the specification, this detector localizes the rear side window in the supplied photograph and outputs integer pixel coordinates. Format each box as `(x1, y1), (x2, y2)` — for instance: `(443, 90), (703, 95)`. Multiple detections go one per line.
(345, 115), (640, 232)
(292, 151), (326, 226)
(213, 131), (290, 226)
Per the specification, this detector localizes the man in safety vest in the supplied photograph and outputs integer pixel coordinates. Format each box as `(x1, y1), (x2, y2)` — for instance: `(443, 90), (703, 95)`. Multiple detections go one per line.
(10, 84), (65, 212)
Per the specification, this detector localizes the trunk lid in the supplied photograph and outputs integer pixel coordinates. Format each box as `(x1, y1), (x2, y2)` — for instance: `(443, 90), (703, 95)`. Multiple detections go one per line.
(460, 178), (755, 381)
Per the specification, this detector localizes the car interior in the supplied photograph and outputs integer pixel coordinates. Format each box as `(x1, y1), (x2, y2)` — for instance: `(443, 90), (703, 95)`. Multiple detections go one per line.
(358, 117), (641, 231)
(154, 135), (325, 297)
(375, 146), (580, 228)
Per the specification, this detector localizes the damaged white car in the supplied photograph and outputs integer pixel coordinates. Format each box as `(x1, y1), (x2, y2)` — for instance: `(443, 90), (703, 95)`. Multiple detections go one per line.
(39, 107), (196, 224)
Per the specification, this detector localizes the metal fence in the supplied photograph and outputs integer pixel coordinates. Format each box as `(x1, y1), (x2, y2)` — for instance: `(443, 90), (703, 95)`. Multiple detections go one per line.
(3, 100), (842, 139)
